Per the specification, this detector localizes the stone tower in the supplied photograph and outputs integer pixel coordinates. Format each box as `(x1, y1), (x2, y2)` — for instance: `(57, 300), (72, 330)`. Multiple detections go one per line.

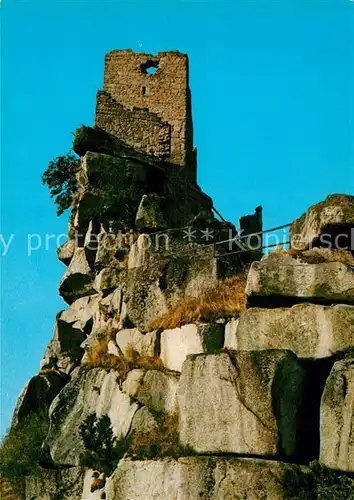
(95, 49), (195, 178)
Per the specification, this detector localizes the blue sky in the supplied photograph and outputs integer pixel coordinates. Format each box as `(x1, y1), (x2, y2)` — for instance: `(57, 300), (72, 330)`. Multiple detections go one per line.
(1, 0), (353, 433)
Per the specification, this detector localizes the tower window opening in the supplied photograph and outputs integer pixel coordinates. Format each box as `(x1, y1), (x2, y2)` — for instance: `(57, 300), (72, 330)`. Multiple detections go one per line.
(142, 86), (146, 95)
(141, 60), (159, 75)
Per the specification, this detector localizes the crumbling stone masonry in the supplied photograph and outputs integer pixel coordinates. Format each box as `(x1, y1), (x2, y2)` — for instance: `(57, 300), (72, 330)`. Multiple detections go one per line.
(95, 50), (196, 178)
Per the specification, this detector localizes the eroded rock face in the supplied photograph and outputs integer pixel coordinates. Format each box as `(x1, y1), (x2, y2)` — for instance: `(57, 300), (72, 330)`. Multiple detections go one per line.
(41, 295), (103, 373)
(135, 193), (167, 231)
(246, 253), (354, 306)
(235, 304), (354, 358)
(44, 367), (139, 466)
(320, 358), (354, 473)
(116, 328), (159, 359)
(12, 371), (69, 426)
(25, 467), (85, 500)
(59, 248), (95, 304)
(105, 456), (311, 500)
(57, 239), (76, 266)
(290, 194), (354, 249)
(136, 370), (180, 416)
(161, 324), (224, 372)
(295, 247), (354, 266)
(178, 351), (305, 458)
(95, 233), (130, 271)
(124, 245), (219, 332)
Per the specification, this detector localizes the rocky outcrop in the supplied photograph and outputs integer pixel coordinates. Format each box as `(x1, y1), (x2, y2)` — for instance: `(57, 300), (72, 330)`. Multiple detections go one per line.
(44, 367), (139, 466)
(290, 194), (354, 249)
(161, 324), (224, 372)
(25, 468), (85, 500)
(234, 303), (354, 358)
(124, 245), (221, 332)
(246, 253), (354, 307)
(12, 371), (69, 427)
(8, 46), (354, 498)
(320, 358), (354, 473)
(178, 351), (305, 457)
(57, 239), (76, 266)
(59, 248), (95, 304)
(295, 247), (354, 266)
(105, 457), (310, 500)
(135, 193), (167, 231)
(116, 328), (159, 358)
(135, 370), (179, 416)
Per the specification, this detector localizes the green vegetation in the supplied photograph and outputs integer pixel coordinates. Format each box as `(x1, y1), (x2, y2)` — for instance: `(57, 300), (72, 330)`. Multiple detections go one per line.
(42, 148), (147, 230)
(129, 413), (181, 460)
(285, 461), (354, 499)
(42, 152), (79, 215)
(0, 411), (49, 484)
(79, 414), (127, 475)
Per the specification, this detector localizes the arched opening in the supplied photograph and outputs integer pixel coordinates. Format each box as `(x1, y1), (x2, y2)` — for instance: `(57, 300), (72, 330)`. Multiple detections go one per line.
(140, 60), (159, 75)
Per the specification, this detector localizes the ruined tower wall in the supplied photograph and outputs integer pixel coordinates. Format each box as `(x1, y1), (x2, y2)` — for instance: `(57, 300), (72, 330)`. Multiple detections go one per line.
(95, 49), (194, 171)
(95, 91), (171, 159)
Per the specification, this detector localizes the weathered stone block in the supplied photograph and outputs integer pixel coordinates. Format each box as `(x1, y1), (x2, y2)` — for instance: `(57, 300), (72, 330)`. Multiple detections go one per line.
(290, 194), (354, 248)
(224, 317), (239, 350)
(42, 299), (100, 372)
(57, 239), (76, 266)
(59, 248), (95, 304)
(320, 358), (354, 472)
(161, 324), (224, 372)
(93, 267), (125, 293)
(235, 303), (354, 358)
(95, 233), (130, 271)
(116, 328), (159, 358)
(246, 253), (354, 306)
(105, 456), (311, 500)
(296, 247), (354, 266)
(12, 371), (69, 427)
(178, 351), (305, 457)
(135, 193), (167, 231)
(44, 367), (139, 466)
(136, 370), (180, 416)
(25, 468), (85, 500)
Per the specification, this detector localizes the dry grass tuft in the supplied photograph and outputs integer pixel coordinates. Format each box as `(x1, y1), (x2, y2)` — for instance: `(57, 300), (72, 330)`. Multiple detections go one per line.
(273, 246), (300, 257)
(83, 337), (134, 380)
(129, 413), (180, 459)
(83, 337), (168, 376)
(272, 246), (354, 266)
(150, 274), (247, 330)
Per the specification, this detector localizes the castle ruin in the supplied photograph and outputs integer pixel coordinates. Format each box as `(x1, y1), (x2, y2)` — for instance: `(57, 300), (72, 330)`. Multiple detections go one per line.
(95, 50), (196, 178)
(2, 50), (354, 500)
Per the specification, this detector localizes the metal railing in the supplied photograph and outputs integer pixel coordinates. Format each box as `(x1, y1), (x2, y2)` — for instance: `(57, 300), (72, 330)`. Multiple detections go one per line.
(213, 223), (292, 258)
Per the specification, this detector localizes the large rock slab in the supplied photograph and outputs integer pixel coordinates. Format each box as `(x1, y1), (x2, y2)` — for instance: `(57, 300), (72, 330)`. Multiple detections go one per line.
(246, 253), (354, 306)
(235, 303), (354, 358)
(135, 193), (167, 231)
(25, 467), (85, 500)
(124, 244), (219, 331)
(93, 267), (125, 293)
(320, 358), (354, 472)
(136, 370), (180, 416)
(106, 456), (311, 500)
(178, 351), (305, 457)
(41, 295), (103, 372)
(59, 248), (95, 304)
(295, 247), (354, 266)
(44, 367), (139, 466)
(116, 328), (159, 359)
(290, 194), (354, 248)
(12, 371), (69, 426)
(161, 324), (224, 372)
(94, 233), (130, 271)
(57, 239), (76, 266)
